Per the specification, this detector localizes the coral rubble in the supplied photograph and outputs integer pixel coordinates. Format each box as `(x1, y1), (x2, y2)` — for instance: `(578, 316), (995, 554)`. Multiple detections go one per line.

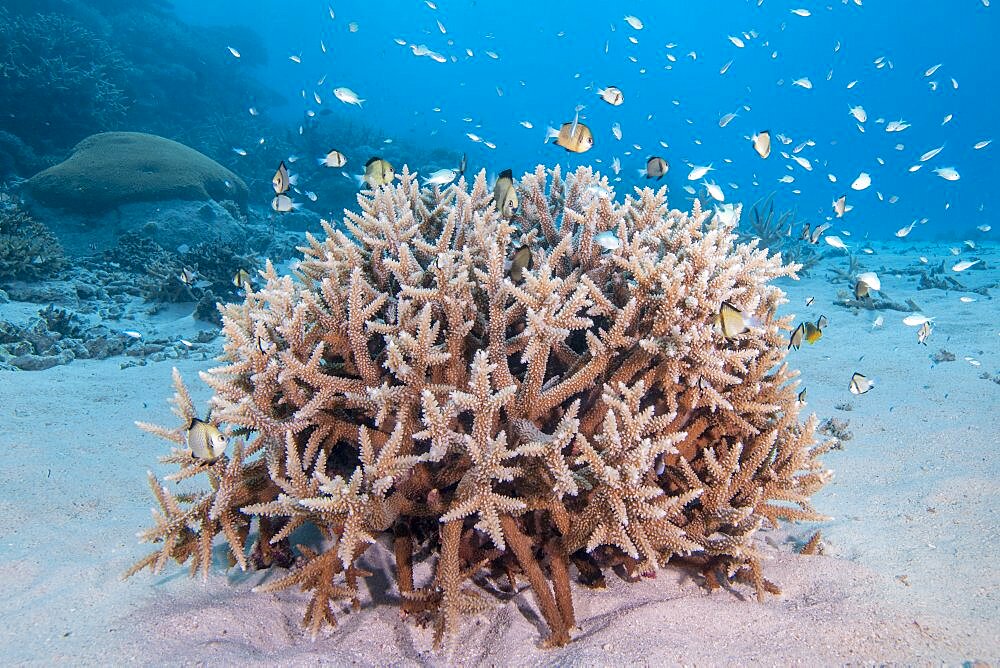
(129, 166), (831, 646)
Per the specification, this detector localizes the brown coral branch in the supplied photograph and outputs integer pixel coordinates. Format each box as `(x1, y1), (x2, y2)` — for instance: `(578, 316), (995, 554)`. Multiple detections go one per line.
(500, 514), (570, 647)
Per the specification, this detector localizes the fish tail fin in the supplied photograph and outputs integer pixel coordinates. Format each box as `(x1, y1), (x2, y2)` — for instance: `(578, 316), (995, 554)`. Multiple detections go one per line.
(544, 126), (559, 143)
(352, 174), (365, 187)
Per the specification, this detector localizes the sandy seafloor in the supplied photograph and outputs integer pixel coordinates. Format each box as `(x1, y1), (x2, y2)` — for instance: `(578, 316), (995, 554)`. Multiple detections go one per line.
(0, 240), (997, 666)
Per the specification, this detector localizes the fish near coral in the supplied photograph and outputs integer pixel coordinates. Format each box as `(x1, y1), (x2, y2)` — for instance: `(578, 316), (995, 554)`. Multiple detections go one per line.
(493, 169), (519, 218)
(506, 244), (532, 282)
(233, 268), (252, 290)
(788, 322), (804, 350)
(644, 156), (668, 180)
(362, 157), (395, 187)
(718, 301), (762, 339)
(803, 319), (824, 344)
(546, 121), (594, 153)
(186, 418), (227, 462)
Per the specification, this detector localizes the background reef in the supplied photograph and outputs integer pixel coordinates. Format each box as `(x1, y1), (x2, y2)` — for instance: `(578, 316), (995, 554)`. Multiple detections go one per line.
(0, 0), (269, 162)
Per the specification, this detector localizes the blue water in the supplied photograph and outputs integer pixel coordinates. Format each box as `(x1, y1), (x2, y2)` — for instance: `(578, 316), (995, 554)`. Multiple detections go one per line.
(169, 0), (998, 240)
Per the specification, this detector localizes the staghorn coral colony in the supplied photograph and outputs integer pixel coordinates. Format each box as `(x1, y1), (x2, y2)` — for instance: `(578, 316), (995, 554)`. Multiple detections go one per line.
(128, 165), (831, 647)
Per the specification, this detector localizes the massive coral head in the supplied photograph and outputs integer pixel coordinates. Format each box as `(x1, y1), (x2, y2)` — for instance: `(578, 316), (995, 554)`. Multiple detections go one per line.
(130, 165), (831, 647)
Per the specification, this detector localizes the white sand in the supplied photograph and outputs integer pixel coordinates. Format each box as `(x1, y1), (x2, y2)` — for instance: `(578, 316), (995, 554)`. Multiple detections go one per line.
(1, 242), (997, 665)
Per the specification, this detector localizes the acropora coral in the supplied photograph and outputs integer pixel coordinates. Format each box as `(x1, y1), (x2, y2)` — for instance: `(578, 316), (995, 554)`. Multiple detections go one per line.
(129, 165), (831, 647)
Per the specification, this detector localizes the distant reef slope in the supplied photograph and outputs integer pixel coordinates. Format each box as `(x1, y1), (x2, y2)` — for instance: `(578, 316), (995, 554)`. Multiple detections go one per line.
(25, 132), (248, 213)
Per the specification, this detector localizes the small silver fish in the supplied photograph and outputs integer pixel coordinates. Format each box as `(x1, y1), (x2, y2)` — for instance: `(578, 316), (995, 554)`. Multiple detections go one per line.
(333, 87), (365, 106)
(593, 230), (621, 250)
(423, 168), (458, 186)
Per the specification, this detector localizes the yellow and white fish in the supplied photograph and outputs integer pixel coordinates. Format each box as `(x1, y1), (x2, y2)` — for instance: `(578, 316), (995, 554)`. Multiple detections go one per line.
(493, 169), (519, 218)
(272, 161), (292, 195)
(187, 418), (227, 462)
(546, 119), (594, 153)
(803, 320), (823, 344)
(361, 157), (395, 187)
(232, 268), (252, 290)
(718, 301), (762, 339)
(507, 245), (532, 282)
